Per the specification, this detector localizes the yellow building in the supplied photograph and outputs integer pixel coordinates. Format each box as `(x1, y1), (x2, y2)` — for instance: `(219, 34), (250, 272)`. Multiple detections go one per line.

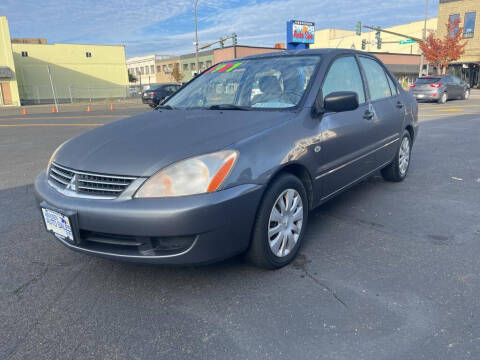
(1, 15), (129, 106)
(437, 0), (480, 87)
(312, 18), (438, 55)
(0, 16), (20, 106)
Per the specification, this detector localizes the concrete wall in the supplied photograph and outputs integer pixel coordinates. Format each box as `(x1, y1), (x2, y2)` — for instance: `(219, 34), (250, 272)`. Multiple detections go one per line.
(437, 0), (480, 63)
(12, 42), (129, 103)
(0, 16), (20, 106)
(312, 18), (438, 55)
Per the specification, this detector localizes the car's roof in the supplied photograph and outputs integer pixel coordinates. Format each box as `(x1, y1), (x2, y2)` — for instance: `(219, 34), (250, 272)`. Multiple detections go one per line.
(238, 48), (368, 61)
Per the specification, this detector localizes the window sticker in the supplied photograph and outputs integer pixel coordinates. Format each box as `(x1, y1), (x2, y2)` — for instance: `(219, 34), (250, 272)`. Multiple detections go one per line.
(205, 62), (243, 74)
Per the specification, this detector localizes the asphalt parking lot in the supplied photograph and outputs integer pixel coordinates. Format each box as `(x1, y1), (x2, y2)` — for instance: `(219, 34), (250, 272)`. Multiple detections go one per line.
(1, 97), (480, 360)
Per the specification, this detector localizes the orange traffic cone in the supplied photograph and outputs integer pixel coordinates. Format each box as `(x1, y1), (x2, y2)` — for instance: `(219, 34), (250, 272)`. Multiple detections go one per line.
(87, 105), (91, 112)
(110, 104), (114, 111)
(51, 106), (57, 113)
(22, 108), (28, 115)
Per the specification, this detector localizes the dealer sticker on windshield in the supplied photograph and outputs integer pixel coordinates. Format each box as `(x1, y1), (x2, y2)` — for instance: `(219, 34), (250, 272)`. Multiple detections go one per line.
(41, 208), (74, 242)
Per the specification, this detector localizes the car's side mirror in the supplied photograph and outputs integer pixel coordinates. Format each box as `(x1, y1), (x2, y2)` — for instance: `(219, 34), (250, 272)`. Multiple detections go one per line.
(323, 91), (359, 113)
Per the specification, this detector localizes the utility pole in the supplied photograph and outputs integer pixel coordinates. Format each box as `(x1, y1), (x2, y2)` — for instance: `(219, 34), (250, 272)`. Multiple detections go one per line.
(194, 0), (199, 76)
(419, 0), (428, 77)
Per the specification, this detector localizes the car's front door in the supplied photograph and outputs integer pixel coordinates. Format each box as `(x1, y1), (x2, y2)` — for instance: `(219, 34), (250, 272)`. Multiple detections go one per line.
(315, 55), (375, 199)
(357, 56), (402, 166)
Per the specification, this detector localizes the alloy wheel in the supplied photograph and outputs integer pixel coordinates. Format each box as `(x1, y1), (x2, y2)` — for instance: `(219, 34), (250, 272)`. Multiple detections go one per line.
(399, 136), (410, 176)
(268, 189), (303, 258)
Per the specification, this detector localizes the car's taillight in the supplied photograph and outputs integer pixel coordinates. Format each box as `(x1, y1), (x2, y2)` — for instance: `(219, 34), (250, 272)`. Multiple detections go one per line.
(410, 84), (416, 88)
(430, 83), (442, 88)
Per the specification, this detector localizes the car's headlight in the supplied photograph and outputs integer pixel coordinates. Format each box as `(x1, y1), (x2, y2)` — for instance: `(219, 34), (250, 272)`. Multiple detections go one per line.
(135, 150), (238, 198)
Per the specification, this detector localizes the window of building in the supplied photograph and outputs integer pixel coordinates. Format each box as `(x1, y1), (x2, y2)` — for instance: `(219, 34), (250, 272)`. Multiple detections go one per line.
(157, 66), (161, 72)
(322, 56), (366, 104)
(140, 67), (145, 75)
(449, 14), (460, 36)
(206, 60), (212, 68)
(464, 12), (476, 38)
(145, 66), (150, 75)
(163, 65), (168, 72)
(86, 52), (92, 58)
(183, 64), (188, 71)
(136, 67), (140, 75)
(199, 62), (204, 70)
(150, 65), (155, 74)
(21, 51), (28, 57)
(191, 63), (196, 71)
(358, 57), (392, 101)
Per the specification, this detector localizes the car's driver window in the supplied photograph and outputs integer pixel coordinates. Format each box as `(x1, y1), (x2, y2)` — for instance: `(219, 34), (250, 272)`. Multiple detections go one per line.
(322, 56), (365, 104)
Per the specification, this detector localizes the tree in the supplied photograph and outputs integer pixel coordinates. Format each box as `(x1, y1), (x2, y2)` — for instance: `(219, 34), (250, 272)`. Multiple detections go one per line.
(128, 72), (137, 83)
(171, 65), (183, 83)
(419, 18), (467, 75)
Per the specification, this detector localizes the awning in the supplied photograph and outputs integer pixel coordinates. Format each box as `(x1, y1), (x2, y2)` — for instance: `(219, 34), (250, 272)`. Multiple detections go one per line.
(0, 66), (13, 79)
(384, 64), (420, 75)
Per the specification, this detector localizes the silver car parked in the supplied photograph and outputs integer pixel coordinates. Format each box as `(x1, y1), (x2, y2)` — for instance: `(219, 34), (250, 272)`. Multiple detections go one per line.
(409, 75), (470, 104)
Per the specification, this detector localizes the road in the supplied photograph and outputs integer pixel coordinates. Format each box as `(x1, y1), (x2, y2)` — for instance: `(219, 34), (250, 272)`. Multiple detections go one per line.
(1, 99), (479, 359)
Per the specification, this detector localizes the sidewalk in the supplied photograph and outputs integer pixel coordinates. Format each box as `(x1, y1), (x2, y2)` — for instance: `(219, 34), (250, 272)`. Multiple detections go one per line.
(0, 99), (147, 116)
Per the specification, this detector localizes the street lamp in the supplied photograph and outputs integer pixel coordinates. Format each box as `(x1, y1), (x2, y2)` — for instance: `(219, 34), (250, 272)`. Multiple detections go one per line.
(419, 0), (428, 77)
(194, 0), (199, 76)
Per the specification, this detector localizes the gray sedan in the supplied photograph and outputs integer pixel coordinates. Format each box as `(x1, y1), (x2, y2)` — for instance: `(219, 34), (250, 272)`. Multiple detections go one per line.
(35, 49), (418, 269)
(410, 75), (470, 104)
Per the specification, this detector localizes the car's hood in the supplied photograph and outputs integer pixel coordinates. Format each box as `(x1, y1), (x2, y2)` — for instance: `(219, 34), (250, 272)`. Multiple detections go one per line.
(54, 109), (292, 177)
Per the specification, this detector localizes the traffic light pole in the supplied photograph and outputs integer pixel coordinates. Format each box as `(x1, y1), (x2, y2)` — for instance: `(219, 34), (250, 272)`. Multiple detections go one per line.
(362, 25), (423, 42)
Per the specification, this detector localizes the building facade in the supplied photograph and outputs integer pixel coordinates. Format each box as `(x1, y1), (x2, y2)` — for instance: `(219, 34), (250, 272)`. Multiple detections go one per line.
(0, 16), (20, 106)
(437, 0), (480, 87)
(179, 50), (214, 83)
(155, 57), (181, 84)
(126, 54), (176, 87)
(213, 46), (283, 64)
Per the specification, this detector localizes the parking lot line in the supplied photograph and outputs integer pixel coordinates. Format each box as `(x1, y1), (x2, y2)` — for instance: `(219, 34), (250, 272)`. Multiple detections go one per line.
(0, 123), (103, 127)
(0, 115), (129, 121)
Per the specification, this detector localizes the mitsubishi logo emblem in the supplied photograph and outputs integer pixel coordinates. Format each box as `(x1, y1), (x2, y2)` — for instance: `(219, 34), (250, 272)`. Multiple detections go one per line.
(66, 174), (78, 192)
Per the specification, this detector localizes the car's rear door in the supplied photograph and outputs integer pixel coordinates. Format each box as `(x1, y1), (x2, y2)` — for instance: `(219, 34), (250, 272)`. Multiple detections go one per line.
(357, 56), (401, 167)
(315, 55), (374, 198)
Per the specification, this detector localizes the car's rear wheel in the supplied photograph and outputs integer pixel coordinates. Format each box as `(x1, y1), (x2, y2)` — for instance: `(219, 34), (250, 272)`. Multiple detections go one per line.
(463, 89), (470, 100)
(381, 131), (412, 182)
(438, 92), (447, 104)
(247, 174), (308, 269)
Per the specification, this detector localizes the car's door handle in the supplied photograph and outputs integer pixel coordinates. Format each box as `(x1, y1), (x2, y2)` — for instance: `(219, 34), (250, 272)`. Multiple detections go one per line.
(363, 110), (374, 120)
(396, 102), (404, 109)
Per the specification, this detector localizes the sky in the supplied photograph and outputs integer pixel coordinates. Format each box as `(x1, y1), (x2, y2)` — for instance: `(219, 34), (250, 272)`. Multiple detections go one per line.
(0, 0), (439, 58)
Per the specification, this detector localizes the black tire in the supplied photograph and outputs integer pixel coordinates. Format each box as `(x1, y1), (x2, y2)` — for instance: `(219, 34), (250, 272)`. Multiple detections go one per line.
(246, 173), (309, 269)
(381, 130), (412, 182)
(437, 92), (447, 104)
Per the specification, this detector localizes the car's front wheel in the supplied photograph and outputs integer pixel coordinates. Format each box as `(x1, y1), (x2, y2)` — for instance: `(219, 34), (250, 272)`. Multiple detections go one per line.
(381, 131), (412, 182)
(247, 174), (308, 269)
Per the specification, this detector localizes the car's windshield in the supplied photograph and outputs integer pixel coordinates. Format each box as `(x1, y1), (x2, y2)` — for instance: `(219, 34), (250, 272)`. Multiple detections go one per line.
(415, 77), (441, 84)
(165, 55), (321, 110)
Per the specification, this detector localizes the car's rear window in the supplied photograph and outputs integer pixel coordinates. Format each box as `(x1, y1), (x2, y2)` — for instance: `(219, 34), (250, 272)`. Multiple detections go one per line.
(415, 77), (441, 84)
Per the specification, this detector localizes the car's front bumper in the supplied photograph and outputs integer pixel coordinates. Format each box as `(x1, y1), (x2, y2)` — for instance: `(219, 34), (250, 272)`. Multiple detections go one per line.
(34, 171), (264, 264)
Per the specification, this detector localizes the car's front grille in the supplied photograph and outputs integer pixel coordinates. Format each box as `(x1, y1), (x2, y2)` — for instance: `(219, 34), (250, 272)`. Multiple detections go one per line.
(48, 162), (136, 199)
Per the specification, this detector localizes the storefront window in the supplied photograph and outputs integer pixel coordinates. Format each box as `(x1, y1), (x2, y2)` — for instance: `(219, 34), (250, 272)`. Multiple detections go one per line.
(464, 12), (476, 38)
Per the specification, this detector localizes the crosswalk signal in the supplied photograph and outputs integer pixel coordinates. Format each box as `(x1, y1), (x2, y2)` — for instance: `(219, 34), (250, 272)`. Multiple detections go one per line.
(356, 21), (362, 36)
(361, 39), (366, 50)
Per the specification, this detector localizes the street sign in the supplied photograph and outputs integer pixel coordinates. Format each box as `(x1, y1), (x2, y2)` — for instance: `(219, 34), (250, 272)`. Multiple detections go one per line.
(399, 39), (416, 45)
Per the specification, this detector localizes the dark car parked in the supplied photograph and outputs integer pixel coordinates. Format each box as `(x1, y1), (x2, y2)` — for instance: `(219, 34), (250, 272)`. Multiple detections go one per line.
(409, 75), (470, 104)
(142, 83), (181, 107)
(35, 49), (418, 269)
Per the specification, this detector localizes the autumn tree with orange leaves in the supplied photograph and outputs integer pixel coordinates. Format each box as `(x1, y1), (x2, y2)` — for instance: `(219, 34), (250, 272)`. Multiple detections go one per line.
(419, 18), (467, 75)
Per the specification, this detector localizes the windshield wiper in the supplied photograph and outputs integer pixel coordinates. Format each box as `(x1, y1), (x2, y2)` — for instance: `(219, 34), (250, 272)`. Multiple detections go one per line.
(208, 104), (250, 111)
(155, 105), (174, 110)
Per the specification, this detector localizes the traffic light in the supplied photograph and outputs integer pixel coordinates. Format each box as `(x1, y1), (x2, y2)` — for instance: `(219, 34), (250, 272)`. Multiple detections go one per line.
(361, 39), (366, 50)
(232, 33), (238, 46)
(219, 38), (225, 48)
(356, 21), (362, 36)
(375, 29), (382, 49)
